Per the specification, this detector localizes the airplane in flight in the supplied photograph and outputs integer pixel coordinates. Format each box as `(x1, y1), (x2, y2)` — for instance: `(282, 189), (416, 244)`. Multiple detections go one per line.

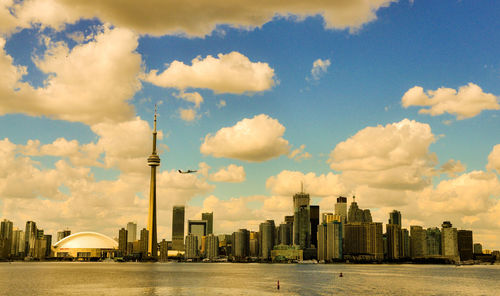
(178, 169), (197, 174)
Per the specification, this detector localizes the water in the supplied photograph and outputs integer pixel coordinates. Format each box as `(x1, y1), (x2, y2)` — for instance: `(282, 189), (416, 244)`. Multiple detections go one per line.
(1, 262), (499, 295)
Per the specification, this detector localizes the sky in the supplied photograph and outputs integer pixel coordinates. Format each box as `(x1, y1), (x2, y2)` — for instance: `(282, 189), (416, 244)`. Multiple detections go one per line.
(0, 0), (499, 249)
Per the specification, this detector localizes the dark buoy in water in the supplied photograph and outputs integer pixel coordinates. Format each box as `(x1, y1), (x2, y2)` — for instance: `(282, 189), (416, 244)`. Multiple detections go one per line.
(339, 272), (343, 277)
(277, 280), (280, 290)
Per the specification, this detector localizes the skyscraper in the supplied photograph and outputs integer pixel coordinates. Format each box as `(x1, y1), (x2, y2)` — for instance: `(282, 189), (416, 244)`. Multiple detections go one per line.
(185, 234), (198, 259)
(188, 220), (207, 251)
(317, 221), (342, 262)
(426, 227), (441, 256)
(410, 225), (426, 258)
(25, 221), (37, 258)
(172, 205), (185, 251)
(347, 197), (372, 223)
(334, 196), (347, 222)
(126, 222), (137, 243)
(202, 212), (214, 235)
(441, 221), (459, 261)
(259, 220), (275, 260)
(147, 107), (161, 259)
(386, 224), (400, 260)
(206, 234), (219, 260)
(232, 229), (249, 260)
(457, 230), (473, 261)
(389, 210), (402, 226)
(140, 228), (149, 258)
(56, 229), (71, 242)
(118, 228), (128, 256)
(0, 219), (13, 258)
(293, 187), (311, 249)
(310, 205), (319, 248)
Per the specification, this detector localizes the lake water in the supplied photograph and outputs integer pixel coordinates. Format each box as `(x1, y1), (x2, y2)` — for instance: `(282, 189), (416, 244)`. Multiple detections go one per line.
(1, 262), (499, 295)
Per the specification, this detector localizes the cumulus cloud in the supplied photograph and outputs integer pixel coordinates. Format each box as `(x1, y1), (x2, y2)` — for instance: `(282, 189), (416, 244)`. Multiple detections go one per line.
(288, 144), (312, 162)
(174, 91), (204, 108)
(209, 164), (246, 183)
(0, 26), (142, 125)
(200, 114), (290, 162)
(328, 119), (437, 190)
(487, 144), (500, 174)
(179, 108), (197, 122)
(401, 83), (500, 120)
(5, 0), (397, 37)
(310, 58), (331, 80)
(145, 52), (275, 94)
(438, 159), (466, 177)
(266, 170), (346, 197)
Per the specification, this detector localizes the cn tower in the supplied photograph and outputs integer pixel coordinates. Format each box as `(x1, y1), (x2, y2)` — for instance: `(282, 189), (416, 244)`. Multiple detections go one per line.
(147, 106), (160, 258)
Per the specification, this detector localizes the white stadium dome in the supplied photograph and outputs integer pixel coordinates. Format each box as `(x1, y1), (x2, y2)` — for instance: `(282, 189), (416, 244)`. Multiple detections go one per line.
(54, 232), (118, 249)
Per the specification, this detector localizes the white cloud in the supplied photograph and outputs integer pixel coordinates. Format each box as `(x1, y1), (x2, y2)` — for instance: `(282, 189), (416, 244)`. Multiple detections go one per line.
(145, 52), (275, 94)
(266, 170), (346, 197)
(0, 26), (142, 125)
(217, 99), (227, 108)
(174, 91), (204, 108)
(328, 119), (437, 190)
(5, 0), (397, 37)
(209, 164), (246, 183)
(438, 159), (466, 177)
(310, 58), (331, 80)
(179, 108), (197, 122)
(288, 144), (312, 162)
(200, 114), (290, 162)
(401, 83), (500, 120)
(487, 144), (500, 174)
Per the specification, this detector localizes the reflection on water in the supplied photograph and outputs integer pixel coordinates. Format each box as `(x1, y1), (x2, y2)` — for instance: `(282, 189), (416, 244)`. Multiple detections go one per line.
(1, 262), (500, 296)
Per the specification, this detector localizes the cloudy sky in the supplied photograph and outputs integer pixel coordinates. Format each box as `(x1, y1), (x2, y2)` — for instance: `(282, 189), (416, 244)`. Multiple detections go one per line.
(0, 0), (499, 249)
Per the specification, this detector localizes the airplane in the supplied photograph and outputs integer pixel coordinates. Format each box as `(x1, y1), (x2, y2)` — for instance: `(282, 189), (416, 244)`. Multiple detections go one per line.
(178, 169), (197, 174)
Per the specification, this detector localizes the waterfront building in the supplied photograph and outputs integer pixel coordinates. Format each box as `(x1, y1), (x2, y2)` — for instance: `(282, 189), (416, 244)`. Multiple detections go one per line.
(147, 107), (161, 259)
(10, 229), (21, 257)
(457, 230), (473, 261)
(57, 229), (71, 242)
(259, 220), (275, 260)
(201, 212), (213, 235)
(159, 239), (168, 261)
(25, 221), (37, 258)
(188, 220), (207, 251)
(206, 234), (219, 260)
(271, 245), (303, 262)
(322, 213), (334, 223)
(426, 227), (441, 256)
(232, 229), (249, 260)
(0, 219), (13, 258)
(140, 228), (149, 257)
(249, 231), (259, 257)
(386, 224), (400, 259)
(44, 234), (52, 257)
(118, 228), (127, 256)
(400, 228), (410, 258)
(473, 243), (483, 254)
(172, 206), (185, 251)
(53, 232), (117, 258)
(185, 234), (198, 259)
(410, 226), (426, 258)
(34, 236), (47, 259)
(347, 197), (372, 223)
(388, 210), (402, 226)
(317, 221), (342, 261)
(334, 196), (347, 221)
(344, 222), (383, 260)
(293, 188), (311, 249)
(441, 221), (459, 261)
(278, 223), (292, 245)
(126, 222), (137, 243)
(310, 205), (319, 248)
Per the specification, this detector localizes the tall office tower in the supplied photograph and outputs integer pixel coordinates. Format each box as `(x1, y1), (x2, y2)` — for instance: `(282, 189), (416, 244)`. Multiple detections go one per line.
(259, 220), (275, 260)
(25, 221), (37, 257)
(473, 243), (483, 254)
(118, 228), (128, 256)
(126, 222), (137, 243)
(278, 223), (292, 245)
(200, 236), (207, 257)
(335, 196), (348, 219)
(426, 227), (441, 255)
(201, 212), (214, 235)
(10, 229), (20, 257)
(147, 107), (161, 259)
(0, 219), (13, 258)
(293, 188), (311, 249)
(310, 205), (319, 248)
(14, 230), (25, 258)
(441, 221), (459, 261)
(457, 230), (473, 261)
(322, 213), (334, 223)
(317, 221), (342, 261)
(400, 229), (410, 258)
(34, 236), (47, 260)
(232, 229), (250, 260)
(140, 228), (149, 257)
(347, 197), (372, 223)
(172, 206), (185, 251)
(410, 226), (426, 258)
(43, 235), (52, 258)
(249, 231), (259, 257)
(185, 234), (198, 259)
(56, 229), (71, 242)
(388, 210), (402, 226)
(344, 222), (383, 260)
(188, 220), (207, 251)
(206, 234), (219, 260)
(386, 224), (400, 259)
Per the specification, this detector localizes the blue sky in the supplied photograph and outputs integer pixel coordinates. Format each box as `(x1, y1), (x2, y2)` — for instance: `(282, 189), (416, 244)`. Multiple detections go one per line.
(0, 0), (499, 249)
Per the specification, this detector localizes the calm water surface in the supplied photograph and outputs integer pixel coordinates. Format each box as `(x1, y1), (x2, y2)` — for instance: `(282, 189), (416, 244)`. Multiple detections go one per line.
(1, 262), (499, 295)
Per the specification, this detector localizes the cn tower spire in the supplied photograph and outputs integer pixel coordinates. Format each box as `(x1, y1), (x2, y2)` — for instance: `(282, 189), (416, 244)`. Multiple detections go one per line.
(147, 104), (160, 259)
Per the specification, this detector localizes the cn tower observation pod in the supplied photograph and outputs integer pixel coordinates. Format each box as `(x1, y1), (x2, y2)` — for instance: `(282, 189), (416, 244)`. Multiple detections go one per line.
(53, 231), (118, 259)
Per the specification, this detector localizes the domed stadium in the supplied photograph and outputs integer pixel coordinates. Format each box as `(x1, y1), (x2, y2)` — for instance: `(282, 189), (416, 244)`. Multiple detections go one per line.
(53, 232), (118, 259)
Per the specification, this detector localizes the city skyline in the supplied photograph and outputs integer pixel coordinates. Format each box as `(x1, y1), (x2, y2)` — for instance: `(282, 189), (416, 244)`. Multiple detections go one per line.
(0, 0), (499, 250)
